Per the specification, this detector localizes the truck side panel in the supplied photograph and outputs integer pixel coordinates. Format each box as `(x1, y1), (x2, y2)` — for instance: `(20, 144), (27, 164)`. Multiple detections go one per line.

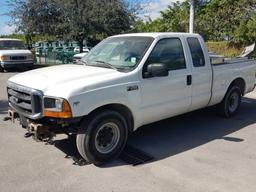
(208, 61), (256, 106)
(185, 36), (213, 112)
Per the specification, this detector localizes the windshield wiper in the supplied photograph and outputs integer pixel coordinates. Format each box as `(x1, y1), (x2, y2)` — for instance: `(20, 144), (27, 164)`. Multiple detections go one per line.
(92, 60), (118, 70)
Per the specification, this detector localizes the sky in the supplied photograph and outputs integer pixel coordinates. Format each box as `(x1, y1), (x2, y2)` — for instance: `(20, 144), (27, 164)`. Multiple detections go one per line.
(0, 0), (184, 35)
(0, 0), (15, 35)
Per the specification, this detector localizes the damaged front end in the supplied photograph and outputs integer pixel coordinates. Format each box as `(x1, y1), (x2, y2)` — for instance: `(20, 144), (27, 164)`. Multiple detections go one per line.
(5, 108), (81, 142)
(5, 81), (81, 143)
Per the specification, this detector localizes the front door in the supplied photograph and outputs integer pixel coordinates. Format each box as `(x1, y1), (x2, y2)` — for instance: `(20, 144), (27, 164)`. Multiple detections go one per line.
(140, 37), (192, 125)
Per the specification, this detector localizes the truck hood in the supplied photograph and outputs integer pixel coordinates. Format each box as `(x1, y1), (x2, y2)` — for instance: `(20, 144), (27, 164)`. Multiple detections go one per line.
(0, 50), (32, 56)
(8, 64), (125, 97)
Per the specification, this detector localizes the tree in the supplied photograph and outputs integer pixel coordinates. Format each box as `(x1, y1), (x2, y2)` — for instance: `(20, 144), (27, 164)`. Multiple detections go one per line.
(246, 14), (256, 43)
(201, 0), (256, 42)
(8, 0), (64, 43)
(8, 0), (137, 51)
(161, 1), (190, 32)
(133, 0), (256, 45)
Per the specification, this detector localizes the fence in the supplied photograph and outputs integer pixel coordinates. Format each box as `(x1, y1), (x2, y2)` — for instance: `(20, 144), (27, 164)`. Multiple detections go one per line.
(36, 49), (76, 65)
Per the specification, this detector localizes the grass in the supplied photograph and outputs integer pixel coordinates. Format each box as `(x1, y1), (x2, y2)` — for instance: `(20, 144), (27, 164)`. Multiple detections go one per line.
(207, 41), (244, 58)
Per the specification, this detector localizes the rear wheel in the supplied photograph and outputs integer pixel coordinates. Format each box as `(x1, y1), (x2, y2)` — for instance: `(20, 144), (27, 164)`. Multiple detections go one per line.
(0, 66), (4, 72)
(217, 86), (242, 117)
(76, 110), (128, 165)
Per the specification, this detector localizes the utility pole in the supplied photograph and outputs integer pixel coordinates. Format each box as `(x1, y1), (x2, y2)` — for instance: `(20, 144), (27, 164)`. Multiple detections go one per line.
(189, 0), (195, 33)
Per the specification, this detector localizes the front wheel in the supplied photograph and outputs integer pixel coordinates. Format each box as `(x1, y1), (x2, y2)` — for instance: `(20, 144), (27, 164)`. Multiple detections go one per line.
(217, 86), (242, 117)
(76, 110), (128, 165)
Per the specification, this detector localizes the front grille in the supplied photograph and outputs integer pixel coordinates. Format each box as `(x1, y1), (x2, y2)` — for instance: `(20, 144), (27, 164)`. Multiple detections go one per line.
(7, 82), (43, 119)
(10, 56), (26, 60)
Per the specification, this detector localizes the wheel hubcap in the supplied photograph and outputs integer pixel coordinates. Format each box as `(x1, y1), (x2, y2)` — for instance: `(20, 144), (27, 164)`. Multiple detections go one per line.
(95, 122), (120, 154)
(228, 92), (239, 113)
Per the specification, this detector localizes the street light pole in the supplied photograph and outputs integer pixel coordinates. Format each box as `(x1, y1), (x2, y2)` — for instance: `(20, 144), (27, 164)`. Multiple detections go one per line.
(189, 0), (195, 33)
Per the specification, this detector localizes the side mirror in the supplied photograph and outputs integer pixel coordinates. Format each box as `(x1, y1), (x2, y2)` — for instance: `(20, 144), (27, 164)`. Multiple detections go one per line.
(144, 63), (169, 78)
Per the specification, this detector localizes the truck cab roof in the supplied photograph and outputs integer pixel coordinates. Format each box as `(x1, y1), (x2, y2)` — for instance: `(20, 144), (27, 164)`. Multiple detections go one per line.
(112, 32), (201, 38)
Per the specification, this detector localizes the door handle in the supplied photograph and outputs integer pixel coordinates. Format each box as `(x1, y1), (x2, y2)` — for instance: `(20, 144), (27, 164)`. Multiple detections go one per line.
(187, 75), (192, 85)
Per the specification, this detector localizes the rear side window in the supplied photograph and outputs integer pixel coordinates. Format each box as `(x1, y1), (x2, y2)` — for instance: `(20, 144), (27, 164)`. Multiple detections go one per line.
(145, 38), (186, 71)
(187, 37), (205, 67)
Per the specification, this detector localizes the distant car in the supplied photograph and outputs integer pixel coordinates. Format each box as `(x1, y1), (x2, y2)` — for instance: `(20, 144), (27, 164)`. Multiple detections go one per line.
(0, 38), (34, 72)
(74, 47), (90, 53)
(73, 52), (88, 64)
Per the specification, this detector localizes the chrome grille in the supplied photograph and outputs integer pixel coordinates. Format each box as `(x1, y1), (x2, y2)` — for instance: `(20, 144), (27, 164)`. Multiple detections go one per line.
(7, 82), (43, 119)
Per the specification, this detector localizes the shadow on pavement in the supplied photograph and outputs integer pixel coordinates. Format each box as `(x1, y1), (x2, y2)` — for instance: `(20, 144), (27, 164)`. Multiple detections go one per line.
(51, 135), (88, 166)
(50, 97), (256, 166)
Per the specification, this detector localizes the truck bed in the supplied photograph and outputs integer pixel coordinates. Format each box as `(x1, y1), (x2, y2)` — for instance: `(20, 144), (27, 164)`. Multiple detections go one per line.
(209, 58), (256, 106)
(211, 55), (255, 65)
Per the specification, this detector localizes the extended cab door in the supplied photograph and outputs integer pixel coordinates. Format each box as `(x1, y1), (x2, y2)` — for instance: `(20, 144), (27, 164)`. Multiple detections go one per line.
(186, 37), (212, 111)
(140, 37), (192, 125)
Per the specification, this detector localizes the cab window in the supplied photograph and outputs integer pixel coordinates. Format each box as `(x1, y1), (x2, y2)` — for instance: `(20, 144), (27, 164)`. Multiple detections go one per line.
(145, 38), (186, 71)
(187, 37), (205, 67)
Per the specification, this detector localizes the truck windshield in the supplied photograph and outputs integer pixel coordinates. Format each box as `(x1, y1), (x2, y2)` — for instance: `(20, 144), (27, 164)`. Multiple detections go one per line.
(82, 36), (154, 71)
(0, 40), (26, 50)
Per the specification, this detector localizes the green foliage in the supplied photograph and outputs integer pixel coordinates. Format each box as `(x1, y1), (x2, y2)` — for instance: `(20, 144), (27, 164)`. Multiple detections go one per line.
(133, 0), (256, 45)
(0, 34), (25, 42)
(133, 1), (190, 33)
(233, 13), (256, 44)
(133, 19), (165, 32)
(0, 33), (57, 44)
(201, 0), (256, 42)
(160, 1), (190, 32)
(7, 0), (136, 51)
(247, 15), (256, 43)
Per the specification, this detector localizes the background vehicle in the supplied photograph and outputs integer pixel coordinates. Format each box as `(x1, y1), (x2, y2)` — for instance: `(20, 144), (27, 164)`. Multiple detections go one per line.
(6, 33), (256, 165)
(73, 52), (89, 64)
(74, 47), (90, 53)
(0, 38), (34, 72)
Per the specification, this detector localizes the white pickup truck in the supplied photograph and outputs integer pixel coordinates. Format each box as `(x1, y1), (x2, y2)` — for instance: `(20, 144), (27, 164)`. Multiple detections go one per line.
(6, 33), (256, 165)
(0, 38), (34, 72)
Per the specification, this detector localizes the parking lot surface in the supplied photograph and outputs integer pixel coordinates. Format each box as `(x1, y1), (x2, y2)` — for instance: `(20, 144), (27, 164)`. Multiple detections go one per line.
(0, 71), (256, 192)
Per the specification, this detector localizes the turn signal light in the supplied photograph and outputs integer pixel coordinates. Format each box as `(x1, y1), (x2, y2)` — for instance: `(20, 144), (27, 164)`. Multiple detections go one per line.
(44, 100), (72, 118)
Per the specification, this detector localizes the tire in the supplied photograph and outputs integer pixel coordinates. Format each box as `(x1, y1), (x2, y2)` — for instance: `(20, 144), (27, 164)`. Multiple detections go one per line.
(76, 110), (128, 165)
(0, 66), (4, 72)
(217, 86), (242, 118)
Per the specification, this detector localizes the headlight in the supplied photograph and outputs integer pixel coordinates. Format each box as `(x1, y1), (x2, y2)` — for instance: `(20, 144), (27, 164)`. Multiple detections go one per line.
(43, 97), (72, 118)
(0, 55), (9, 61)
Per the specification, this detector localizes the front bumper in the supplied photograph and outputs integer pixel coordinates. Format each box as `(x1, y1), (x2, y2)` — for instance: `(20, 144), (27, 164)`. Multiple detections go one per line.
(1, 60), (34, 69)
(6, 108), (81, 140)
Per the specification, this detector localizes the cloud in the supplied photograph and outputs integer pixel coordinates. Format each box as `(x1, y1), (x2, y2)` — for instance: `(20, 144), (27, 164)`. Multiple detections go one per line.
(1, 24), (16, 35)
(141, 0), (185, 20)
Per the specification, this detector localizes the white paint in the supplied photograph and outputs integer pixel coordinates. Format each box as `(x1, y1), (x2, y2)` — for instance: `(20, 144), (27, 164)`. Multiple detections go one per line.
(7, 33), (256, 131)
(0, 50), (32, 56)
(189, 0), (195, 33)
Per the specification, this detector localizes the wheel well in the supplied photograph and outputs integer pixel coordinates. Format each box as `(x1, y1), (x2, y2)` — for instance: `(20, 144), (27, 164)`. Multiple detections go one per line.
(87, 104), (134, 133)
(229, 78), (246, 95)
